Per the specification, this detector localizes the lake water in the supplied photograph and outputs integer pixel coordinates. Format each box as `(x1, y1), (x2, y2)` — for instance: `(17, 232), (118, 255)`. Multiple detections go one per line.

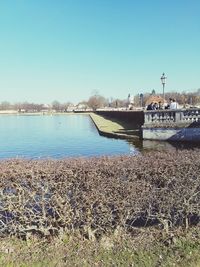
(0, 114), (140, 159)
(0, 114), (198, 159)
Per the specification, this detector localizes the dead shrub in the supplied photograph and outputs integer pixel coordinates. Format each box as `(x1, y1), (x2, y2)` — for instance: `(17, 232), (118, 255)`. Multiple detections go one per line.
(0, 150), (199, 238)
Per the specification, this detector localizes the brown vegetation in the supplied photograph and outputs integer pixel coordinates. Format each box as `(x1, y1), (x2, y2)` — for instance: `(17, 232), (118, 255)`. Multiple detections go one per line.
(0, 150), (199, 239)
(134, 89), (200, 107)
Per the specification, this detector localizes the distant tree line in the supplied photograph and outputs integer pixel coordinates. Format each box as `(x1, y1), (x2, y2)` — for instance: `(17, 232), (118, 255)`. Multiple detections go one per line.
(0, 101), (44, 111)
(0, 96), (127, 112)
(0, 101), (73, 112)
(86, 94), (127, 110)
(134, 89), (200, 107)
(0, 89), (200, 112)
(86, 89), (200, 110)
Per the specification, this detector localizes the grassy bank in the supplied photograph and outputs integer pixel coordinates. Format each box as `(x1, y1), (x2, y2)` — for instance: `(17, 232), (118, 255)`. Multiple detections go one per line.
(0, 227), (199, 266)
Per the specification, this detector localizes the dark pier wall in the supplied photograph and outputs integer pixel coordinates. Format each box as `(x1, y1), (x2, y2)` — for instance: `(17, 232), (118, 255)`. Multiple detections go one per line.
(96, 110), (144, 128)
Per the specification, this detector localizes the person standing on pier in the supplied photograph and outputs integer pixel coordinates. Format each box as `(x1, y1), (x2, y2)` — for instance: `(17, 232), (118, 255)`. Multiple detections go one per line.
(170, 99), (178, 109)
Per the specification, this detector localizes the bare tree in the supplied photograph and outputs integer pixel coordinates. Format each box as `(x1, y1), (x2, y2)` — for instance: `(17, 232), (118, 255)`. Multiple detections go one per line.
(87, 94), (107, 110)
(109, 98), (126, 108)
(60, 102), (73, 112)
(52, 100), (61, 112)
(0, 101), (11, 110)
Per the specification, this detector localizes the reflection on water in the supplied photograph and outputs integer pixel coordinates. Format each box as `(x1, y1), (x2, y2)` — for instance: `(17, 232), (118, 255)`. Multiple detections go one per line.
(137, 140), (177, 151)
(128, 139), (200, 153)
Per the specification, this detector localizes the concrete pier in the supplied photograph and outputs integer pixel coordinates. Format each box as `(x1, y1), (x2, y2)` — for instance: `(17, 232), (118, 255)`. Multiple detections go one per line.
(143, 108), (200, 142)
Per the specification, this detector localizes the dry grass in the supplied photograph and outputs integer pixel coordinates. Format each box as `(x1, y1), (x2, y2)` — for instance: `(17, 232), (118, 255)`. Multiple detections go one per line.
(0, 227), (199, 266)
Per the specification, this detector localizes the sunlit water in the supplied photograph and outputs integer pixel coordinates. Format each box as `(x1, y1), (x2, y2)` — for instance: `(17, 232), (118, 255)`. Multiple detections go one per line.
(0, 114), (140, 159)
(1, 114), (199, 159)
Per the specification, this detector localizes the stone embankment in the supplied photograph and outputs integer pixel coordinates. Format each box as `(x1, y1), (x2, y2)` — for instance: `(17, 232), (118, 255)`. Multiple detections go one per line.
(90, 112), (142, 139)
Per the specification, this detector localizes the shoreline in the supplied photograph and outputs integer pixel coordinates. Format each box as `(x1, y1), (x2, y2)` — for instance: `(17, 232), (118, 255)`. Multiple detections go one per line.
(0, 111), (91, 116)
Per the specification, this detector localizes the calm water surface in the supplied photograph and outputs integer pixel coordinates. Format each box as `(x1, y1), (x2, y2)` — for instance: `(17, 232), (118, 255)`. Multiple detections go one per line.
(0, 114), (139, 159)
(1, 114), (198, 159)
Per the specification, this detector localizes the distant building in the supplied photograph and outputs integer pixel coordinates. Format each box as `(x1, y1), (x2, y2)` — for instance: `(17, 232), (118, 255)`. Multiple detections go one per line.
(76, 103), (89, 110)
(127, 94), (134, 109)
(42, 104), (51, 109)
(40, 104), (52, 113)
(66, 104), (77, 112)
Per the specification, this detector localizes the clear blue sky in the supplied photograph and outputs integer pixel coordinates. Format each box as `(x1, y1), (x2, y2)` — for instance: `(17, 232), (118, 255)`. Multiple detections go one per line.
(0, 0), (199, 103)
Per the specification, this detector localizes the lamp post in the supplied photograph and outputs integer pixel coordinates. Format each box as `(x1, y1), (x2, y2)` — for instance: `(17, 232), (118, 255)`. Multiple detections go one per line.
(139, 93), (143, 108)
(160, 73), (167, 102)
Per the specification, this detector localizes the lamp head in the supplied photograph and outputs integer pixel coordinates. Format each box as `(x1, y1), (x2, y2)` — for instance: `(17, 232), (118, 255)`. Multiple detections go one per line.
(161, 73), (167, 84)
